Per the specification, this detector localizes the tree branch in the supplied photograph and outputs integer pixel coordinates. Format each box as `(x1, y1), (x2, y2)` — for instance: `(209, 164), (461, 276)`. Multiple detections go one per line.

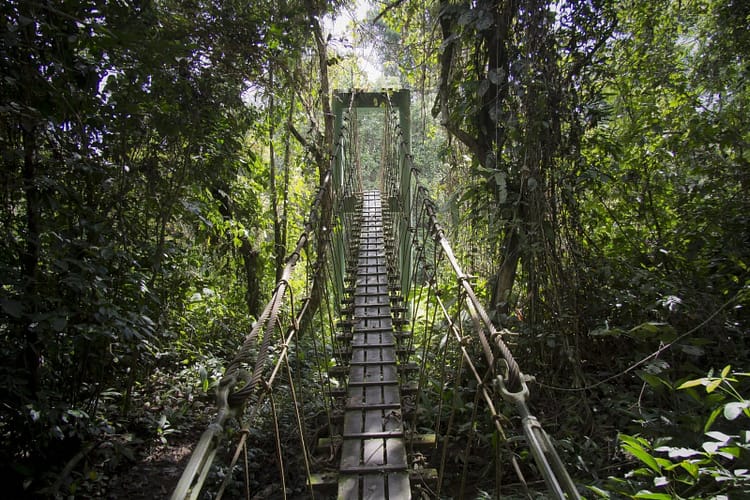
(372, 0), (407, 24)
(289, 124), (324, 166)
(443, 121), (485, 165)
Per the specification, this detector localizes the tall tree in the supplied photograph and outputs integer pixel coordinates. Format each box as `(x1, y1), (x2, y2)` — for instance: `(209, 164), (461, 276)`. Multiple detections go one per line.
(0, 0), (321, 492)
(429, 0), (614, 326)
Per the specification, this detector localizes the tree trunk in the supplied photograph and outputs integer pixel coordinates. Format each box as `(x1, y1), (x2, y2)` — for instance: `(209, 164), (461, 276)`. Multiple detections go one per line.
(211, 184), (263, 318)
(269, 69), (283, 283)
(491, 227), (520, 317)
(21, 126), (41, 395)
(298, 6), (334, 337)
(241, 239), (262, 318)
(279, 94), (295, 281)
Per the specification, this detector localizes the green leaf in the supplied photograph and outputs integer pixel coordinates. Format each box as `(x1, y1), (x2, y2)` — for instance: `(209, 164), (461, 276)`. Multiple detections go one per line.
(654, 446), (700, 458)
(680, 344), (705, 356)
(627, 322), (677, 341)
(638, 372), (672, 390)
(703, 441), (719, 454)
(634, 491), (673, 499)
(677, 378), (707, 389)
(721, 365), (731, 378)
(199, 366), (209, 392)
(621, 435), (661, 472)
(653, 476), (669, 487)
(589, 326), (627, 337)
(586, 485), (611, 498)
(706, 378), (722, 393)
(718, 446), (741, 458)
(680, 460), (699, 479)
(705, 406), (723, 432)
(706, 431), (731, 443)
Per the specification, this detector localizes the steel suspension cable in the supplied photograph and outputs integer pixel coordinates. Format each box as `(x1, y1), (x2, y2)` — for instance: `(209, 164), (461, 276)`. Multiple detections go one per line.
(174, 99), (358, 500)
(396, 138), (581, 497)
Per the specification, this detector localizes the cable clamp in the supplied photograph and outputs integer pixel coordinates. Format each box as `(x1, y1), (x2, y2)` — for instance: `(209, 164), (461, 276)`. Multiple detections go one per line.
(494, 372), (532, 406)
(216, 372), (237, 410)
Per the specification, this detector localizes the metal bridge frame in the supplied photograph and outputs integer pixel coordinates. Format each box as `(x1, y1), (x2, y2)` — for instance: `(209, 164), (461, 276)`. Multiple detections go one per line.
(332, 89), (413, 295)
(172, 88), (582, 500)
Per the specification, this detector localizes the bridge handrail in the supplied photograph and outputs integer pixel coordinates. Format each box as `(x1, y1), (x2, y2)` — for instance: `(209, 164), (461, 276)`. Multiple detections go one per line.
(172, 92), (360, 500)
(391, 116), (580, 499)
(170, 170), (332, 500)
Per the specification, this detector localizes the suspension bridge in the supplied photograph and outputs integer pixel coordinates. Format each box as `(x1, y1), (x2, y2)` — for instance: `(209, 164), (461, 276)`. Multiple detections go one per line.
(171, 90), (580, 499)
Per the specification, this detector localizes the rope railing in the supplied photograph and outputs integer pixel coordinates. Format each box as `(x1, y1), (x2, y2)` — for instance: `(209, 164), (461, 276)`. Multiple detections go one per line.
(379, 95), (581, 498)
(171, 172), (333, 500)
(172, 93), (361, 499)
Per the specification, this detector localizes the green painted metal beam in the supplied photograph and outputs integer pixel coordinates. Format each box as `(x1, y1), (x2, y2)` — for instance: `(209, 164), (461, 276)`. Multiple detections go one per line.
(331, 88), (413, 305)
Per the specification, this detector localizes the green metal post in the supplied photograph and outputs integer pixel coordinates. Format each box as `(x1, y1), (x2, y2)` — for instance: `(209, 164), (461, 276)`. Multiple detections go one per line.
(331, 92), (347, 299)
(331, 89), (412, 298)
(394, 90), (412, 296)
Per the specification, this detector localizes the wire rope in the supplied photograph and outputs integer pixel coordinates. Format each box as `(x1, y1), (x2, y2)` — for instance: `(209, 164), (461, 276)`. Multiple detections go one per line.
(436, 329), (463, 497)
(269, 391), (288, 500)
(284, 346), (316, 498)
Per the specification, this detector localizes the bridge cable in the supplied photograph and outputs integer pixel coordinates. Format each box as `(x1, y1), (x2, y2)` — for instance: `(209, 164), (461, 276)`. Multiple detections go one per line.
(172, 182), (336, 499)
(394, 115), (580, 496)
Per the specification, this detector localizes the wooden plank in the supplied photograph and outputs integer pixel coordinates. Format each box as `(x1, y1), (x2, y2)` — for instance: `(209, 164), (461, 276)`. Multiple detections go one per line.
(364, 365), (380, 383)
(350, 360), (398, 366)
(340, 439), (362, 469)
(351, 332), (366, 344)
(365, 384), (382, 404)
(368, 347), (382, 361)
(348, 380), (399, 387)
(383, 385), (400, 404)
(362, 474), (386, 500)
(349, 365), (365, 383)
(346, 403), (400, 411)
(352, 325), (393, 334)
(354, 295), (390, 306)
(363, 438), (385, 467)
(339, 191), (412, 498)
(347, 388), (364, 407)
(382, 364), (397, 382)
(350, 348), (367, 363)
(364, 409), (383, 433)
(344, 410), (362, 435)
(385, 438), (407, 466)
(388, 474), (411, 499)
(380, 347), (397, 360)
(341, 431), (403, 439)
(350, 343), (392, 351)
(338, 476), (359, 500)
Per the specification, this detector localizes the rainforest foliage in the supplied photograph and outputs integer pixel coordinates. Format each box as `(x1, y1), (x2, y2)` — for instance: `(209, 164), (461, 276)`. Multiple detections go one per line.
(0, 0), (748, 497)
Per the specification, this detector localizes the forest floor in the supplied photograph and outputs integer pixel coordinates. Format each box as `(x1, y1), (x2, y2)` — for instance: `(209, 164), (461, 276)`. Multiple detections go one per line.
(105, 426), (201, 499)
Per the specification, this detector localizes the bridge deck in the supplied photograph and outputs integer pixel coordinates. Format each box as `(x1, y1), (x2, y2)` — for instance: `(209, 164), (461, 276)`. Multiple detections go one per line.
(338, 191), (410, 499)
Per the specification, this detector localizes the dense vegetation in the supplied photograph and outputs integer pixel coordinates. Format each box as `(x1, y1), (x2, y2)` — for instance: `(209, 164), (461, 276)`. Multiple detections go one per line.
(1, 0), (748, 497)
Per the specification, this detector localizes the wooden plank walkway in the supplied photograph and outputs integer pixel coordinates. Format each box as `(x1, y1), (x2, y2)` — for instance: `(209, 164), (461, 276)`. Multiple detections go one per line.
(338, 191), (411, 500)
